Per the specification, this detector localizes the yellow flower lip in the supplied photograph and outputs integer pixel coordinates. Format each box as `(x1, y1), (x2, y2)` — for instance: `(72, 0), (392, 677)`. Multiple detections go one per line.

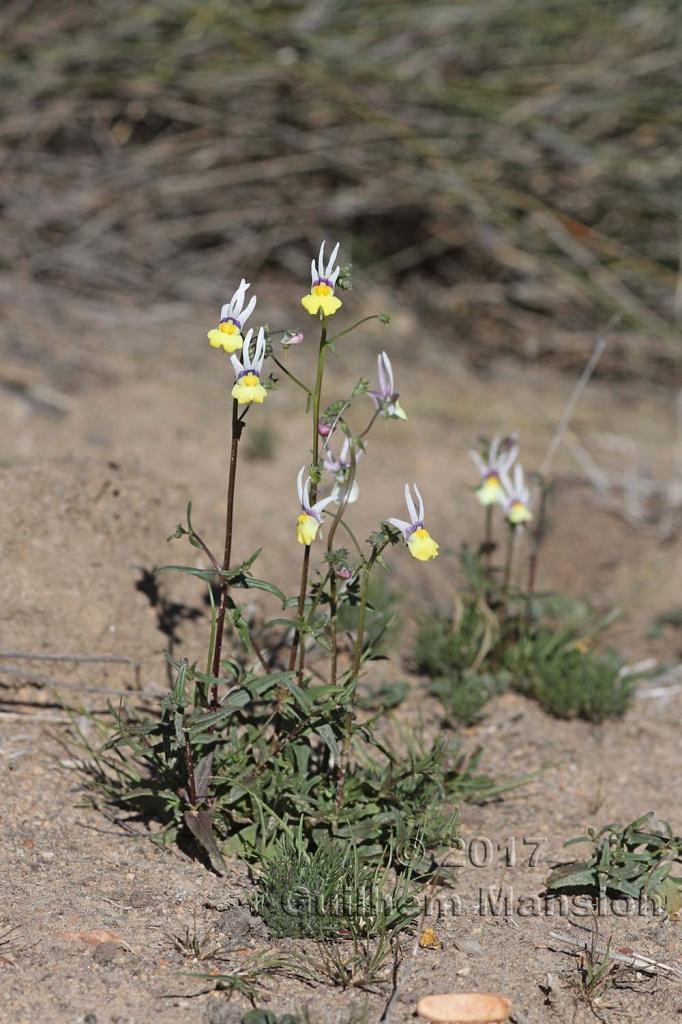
(231, 371), (267, 405)
(476, 472), (504, 506)
(508, 500), (533, 525)
(296, 512), (320, 546)
(407, 527), (439, 561)
(301, 292), (342, 317)
(208, 326), (244, 354)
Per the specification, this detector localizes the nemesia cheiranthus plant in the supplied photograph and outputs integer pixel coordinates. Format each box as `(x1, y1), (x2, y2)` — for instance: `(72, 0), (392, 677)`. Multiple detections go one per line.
(149, 237), (462, 875)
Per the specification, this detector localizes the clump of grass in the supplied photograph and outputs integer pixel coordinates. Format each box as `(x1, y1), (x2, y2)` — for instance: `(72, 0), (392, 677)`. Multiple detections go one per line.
(413, 606), (489, 681)
(252, 827), (420, 944)
(562, 918), (625, 1019)
(170, 912), (224, 960)
(252, 837), (357, 941)
(521, 639), (632, 722)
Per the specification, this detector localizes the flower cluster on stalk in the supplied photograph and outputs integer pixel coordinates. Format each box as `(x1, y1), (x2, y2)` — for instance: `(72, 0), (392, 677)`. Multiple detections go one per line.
(206, 240), (440, 562)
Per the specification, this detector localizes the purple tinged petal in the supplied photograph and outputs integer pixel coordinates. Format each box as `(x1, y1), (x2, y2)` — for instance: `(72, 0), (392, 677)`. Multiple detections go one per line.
(404, 483), (418, 524)
(414, 482), (425, 523)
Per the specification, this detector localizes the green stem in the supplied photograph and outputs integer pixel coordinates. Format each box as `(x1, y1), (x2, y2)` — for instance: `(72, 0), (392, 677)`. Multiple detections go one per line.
(502, 524), (516, 595)
(271, 355), (312, 398)
(288, 318), (328, 675)
(326, 314), (385, 346)
(335, 543), (381, 810)
(356, 407), (381, 441)
(210, 397), (242, 708)
(483, 503), (494, 573)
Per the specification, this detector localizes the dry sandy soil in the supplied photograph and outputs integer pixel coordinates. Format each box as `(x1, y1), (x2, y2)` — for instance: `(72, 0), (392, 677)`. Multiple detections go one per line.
(2, 279), (682, 1023)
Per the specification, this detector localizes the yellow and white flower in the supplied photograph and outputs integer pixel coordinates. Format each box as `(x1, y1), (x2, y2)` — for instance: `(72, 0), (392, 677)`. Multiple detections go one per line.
(296, 467), (336, 545)
(469, 434), (518, 507)
(324, 437), (363, 504)
(230, 327), (267, 405)
(368, 352), (407, 421)
(207, 279), (257, 354)
(388, 483), (439, 561)
(501, 464), (533, 527)
(301, 241), (343, 317)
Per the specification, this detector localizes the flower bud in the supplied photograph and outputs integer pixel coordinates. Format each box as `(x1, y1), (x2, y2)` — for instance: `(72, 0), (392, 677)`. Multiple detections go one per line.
(282, 329), (304, 349)
(318, 421), (333, 438)
(335, 565), (353, 581)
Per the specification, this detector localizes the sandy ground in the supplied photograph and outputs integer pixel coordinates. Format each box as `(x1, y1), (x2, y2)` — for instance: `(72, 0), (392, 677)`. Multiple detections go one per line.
(2, 279), (682, 1023)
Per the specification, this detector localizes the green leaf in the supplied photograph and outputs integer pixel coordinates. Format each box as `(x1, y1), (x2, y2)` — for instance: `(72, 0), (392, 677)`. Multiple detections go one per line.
(184, 808), (226, 875)
(156, 564), (216, 581)
(316, 724), (341, 759)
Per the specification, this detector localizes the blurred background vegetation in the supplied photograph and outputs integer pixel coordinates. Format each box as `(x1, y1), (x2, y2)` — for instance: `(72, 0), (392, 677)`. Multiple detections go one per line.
(2, 0), (681, 372)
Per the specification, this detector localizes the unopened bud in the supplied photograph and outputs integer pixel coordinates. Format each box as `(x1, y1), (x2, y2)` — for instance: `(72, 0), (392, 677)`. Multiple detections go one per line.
(282, 330), (304, 349)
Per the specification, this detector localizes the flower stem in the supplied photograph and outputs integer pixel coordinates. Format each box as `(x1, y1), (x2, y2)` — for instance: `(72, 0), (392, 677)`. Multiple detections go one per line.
(210, 397), (243, 708)
(335, 543), (381, 811)
(288, 319), (328, 675)
(326, 443), (357, 686)
(526, 476), (550, 620)
(483, 503), (494, 572)
(271, 355), (312, 398)
(502, 524), (516, 595)
(325, 314), (385, 346)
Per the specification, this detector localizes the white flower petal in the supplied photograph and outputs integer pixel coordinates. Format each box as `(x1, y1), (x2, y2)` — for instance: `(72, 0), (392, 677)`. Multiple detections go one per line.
(413, 482), (425, 523)
(387, 516), (411, 538)
(313, 495), (336, 514)
(404, 483), (418, 524)
(326, 241), (340, 276)
(469, 449), (486, 475)
(240, 294), (257, 326)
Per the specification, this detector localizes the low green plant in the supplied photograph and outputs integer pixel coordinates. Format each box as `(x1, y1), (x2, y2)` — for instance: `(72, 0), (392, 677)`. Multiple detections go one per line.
(428, 671), (506, 727)
(192, 952), (291, 1003)
(337, 574), (399, 658)
(546, 812), (682, 914)
(242, 1012), (310, 1024)
(417, 543), (634, 725)
(559, 916), (624, 1019)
